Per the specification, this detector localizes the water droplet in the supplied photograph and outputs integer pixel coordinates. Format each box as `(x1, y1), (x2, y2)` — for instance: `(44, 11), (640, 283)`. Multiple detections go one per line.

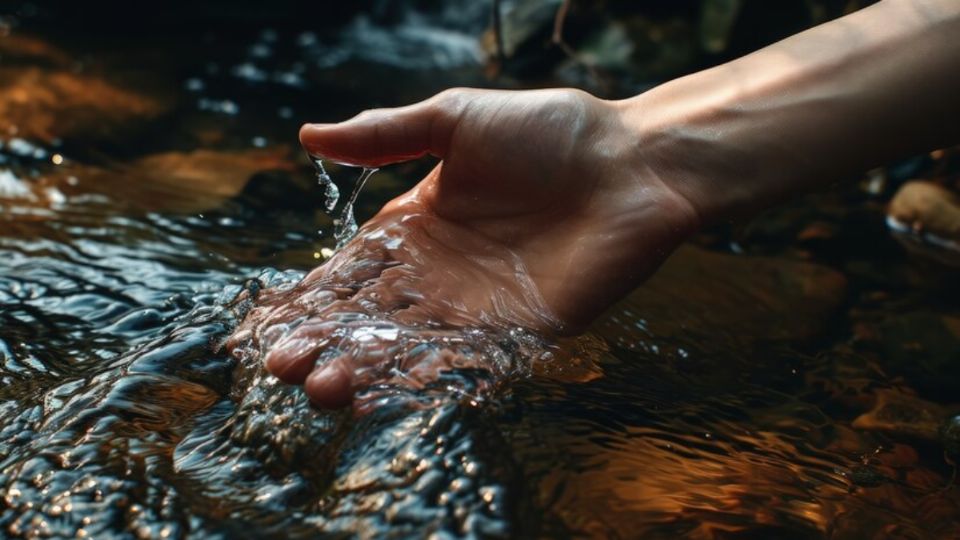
(308, 156), (378, 247)
(334, 166), (377, 248)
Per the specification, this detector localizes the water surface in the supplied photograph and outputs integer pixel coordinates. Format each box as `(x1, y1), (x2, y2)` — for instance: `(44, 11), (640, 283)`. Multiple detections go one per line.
(1, 6), (959, 539)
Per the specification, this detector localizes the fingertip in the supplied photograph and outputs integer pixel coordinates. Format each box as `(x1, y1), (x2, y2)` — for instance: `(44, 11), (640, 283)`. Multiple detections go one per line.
(298, 98), (445, 167)
(299, 123), (333, 152)
(299, 122), (331, 134)
(298, 122), (367, 165)
(265, 344), (318, 384)
(305, 358), (354, 409)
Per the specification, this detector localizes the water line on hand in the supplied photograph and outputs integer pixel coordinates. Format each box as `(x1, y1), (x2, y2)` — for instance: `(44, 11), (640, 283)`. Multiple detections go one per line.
(335, 166), (378, 248)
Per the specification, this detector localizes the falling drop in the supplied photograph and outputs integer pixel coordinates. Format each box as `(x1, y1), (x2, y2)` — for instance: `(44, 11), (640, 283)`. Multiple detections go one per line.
(311, 157), (340, 212)
(308, 154), (378, 249)
(335, 166), (377, 248)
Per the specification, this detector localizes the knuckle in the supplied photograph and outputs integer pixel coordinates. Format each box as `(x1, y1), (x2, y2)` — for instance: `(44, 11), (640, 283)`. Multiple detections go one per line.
(431, 87), (473, 114)
(353, 108), (381, 122)
(553, 87), (591, 108)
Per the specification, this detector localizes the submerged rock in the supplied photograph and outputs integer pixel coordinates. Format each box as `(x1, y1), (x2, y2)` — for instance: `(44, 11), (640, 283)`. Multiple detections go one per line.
(123, 149), (295, 210)
(0, 33), (72, 68)
(887, 180), (960, 266)
(44, 148), (295, 213)
(872, 312), (960, 401)
(942, 415), (960, 460)
(0, 67), (168, 144)
(889, 181), (960, 237)
(852, 388), (954, 440)
(596, 245), (847, 348)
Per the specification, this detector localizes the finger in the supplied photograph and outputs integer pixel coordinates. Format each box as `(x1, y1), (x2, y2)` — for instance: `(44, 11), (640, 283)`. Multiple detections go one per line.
(400, 347), (477, 386)
(299, 88), (471, 167)
(263, 320), (341, 384)
(304, 355), (354, 409)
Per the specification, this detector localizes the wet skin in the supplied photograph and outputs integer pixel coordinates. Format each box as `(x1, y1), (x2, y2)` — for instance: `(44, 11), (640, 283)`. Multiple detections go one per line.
(227, 89), (699, 408)
(229, 0), (960, 408)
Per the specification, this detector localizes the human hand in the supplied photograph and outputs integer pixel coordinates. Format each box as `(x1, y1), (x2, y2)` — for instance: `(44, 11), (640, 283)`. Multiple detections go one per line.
(228, 88), (700, 408)
(231, 0), (960, 408)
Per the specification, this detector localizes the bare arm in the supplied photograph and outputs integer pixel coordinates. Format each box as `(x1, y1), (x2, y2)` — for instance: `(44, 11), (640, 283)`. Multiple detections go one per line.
(296, 0), (960, 330)
(251, 0), (960, 407)
(627, 0), (960, 224)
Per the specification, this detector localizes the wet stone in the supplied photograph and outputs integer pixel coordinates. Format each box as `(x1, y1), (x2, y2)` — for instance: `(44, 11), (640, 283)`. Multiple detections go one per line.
(852, 388), (953, 441)
(887, 180), (960, 266)
(847, 464), (888, 488)
(888, 180), (960, 243)
(114, 148), (294, 213)
(596, 245), (848, 350)
(23, 148), (295, 214)
(0, 67), (168, 145)
(943, 415), (960, 460)
(0, 33), (72, 68)
(872, 312), (960, 401)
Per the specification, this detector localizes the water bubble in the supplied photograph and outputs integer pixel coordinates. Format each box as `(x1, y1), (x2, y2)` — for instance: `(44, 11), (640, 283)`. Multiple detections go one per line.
(335, 166), (377, 248)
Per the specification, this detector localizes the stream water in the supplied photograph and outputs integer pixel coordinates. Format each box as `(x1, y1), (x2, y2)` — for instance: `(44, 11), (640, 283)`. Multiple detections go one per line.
(1, 4), (960, 539)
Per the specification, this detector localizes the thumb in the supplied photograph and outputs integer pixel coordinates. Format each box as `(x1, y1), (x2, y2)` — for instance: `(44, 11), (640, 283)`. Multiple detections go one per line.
(299, 89), (467, 168)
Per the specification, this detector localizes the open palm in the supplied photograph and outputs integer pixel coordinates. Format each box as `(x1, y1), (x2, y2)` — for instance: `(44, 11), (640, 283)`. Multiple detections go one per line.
(228, 88), (698, 408)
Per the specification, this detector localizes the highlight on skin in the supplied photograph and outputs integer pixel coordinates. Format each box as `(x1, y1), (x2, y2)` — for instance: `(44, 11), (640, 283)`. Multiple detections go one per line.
(227, 195), (577, 409)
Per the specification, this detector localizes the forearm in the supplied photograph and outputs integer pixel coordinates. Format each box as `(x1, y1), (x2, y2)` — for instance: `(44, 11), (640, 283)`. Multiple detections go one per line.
(621, 0), (960, 224)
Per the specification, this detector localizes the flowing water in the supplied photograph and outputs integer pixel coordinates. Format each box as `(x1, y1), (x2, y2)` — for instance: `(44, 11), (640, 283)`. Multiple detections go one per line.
(312, 159), (340, 214)
(2, 5), (960, 539)
(309, 158), (379, 248)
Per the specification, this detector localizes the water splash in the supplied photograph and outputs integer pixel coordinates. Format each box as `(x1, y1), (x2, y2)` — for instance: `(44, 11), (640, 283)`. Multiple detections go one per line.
(229, 207), (605, 413)
(334, 166), (377, 248)
(310, 156), (377, 248)
(311, 157), (339, 212)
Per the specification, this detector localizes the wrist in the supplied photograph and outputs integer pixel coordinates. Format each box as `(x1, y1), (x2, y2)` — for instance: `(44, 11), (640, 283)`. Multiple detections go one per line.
(616, 0), (960, 228)
(614, 69), (761, 228)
